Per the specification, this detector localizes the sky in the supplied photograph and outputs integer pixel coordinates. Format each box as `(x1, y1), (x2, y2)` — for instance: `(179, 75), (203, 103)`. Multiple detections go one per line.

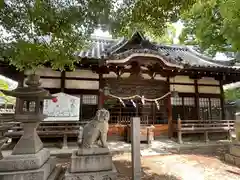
(93, 21), (184, 43)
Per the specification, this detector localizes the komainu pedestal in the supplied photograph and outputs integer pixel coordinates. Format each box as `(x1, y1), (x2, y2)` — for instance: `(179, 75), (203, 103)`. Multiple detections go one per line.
(65, 148), (117, 180)
(65, 109), (117, 180)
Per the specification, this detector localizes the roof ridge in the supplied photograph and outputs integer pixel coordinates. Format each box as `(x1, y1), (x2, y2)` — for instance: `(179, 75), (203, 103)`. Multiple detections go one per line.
(186, 46), (232, 63)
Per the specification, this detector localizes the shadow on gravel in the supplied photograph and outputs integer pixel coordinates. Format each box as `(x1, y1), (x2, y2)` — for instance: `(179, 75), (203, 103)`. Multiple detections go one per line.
(114, 159), (180, 180)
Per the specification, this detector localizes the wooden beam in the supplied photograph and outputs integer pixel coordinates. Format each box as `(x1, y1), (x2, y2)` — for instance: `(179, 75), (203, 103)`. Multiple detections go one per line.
(98, 73), (104, 109)
(45, 88), (99, 95)
(219, 80), (226, 120)
(170, 82), (220, 87)
(167, 77), (173, 138)
(60, 71), (66, 92)
(194, 79), (200, 120)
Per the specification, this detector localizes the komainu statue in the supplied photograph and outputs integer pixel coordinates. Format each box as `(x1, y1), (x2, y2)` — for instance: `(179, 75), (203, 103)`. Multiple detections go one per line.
(78, 108), (110, 148)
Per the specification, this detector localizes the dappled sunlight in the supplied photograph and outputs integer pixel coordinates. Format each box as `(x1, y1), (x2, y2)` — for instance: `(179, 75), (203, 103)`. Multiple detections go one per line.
(143, 154), (240, 180)
(114, 155), (181, 180)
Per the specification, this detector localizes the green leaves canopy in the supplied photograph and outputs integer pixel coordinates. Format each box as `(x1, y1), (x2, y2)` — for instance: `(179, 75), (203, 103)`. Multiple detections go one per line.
(146, 23), (177, 44)
(109, 0), (196, 39)
(0, 79), (16, 105)
(0, 0), (196, 71)
(0, 0), (113, 71)
(180, 0), (240, 56)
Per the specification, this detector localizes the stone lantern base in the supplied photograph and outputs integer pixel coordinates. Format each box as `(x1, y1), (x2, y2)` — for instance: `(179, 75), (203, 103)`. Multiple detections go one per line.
(0, 149), (58, 180)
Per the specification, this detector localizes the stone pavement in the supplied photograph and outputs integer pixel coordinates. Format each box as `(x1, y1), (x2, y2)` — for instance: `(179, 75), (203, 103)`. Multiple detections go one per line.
(2, 139), (237, 180)
(143, 154), (240, 180)
(2, 139), (231, 157)
(114, 153), (240, 180)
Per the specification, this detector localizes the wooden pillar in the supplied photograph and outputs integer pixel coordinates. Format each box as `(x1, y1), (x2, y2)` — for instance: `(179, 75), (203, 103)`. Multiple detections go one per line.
(60, 71), (66, 92)
(152, 102), (156, 125)
(194, 79), (200, 120)
(167, 77), (173, 138)
(220, 80), (226, 120)
(98, 73), (104, 109)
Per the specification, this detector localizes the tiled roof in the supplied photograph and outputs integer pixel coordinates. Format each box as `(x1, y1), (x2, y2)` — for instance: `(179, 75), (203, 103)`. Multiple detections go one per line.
(77, 32), (237, 69)
(77, 38), (115, 59)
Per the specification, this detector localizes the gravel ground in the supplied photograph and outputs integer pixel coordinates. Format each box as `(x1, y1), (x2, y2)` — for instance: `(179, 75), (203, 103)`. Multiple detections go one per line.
(113, 153), (240, 180)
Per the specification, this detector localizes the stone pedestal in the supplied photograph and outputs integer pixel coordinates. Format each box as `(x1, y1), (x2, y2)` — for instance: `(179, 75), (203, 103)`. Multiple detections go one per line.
(12, 115), (44, 155)
(65, 148), (117, 180)
(0, 148), (57, 180)
(225, 143), (240, 167)
(225, 113), (240, 167)
(235, 113), (240, 141)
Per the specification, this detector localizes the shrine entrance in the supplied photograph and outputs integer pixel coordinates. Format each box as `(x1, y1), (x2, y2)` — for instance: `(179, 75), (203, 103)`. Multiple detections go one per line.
(104, 76), (169, 126)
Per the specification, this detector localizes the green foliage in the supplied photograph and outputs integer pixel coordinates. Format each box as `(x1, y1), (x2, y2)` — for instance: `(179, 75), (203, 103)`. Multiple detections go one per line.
(146, 23), (177, 44)
(109, 0), (196, 38)
(0, 0), (113, 71)
(225, 88), (240, 101)
(0, 0), (197, 71)
(0, 79), (16, 105)
(180, 0), (240, 57)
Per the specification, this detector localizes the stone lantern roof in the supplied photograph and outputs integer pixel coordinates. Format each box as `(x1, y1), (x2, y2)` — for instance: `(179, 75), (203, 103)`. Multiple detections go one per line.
(0, 74), (54, 100)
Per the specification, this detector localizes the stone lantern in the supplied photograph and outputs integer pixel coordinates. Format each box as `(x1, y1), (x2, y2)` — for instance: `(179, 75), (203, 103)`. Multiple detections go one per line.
(1, 74), (54, 155)
(0, 74), (57, 180)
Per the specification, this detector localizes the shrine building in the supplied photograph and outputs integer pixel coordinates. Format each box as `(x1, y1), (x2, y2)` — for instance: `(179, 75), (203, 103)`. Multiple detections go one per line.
(1, 31), (240, 141)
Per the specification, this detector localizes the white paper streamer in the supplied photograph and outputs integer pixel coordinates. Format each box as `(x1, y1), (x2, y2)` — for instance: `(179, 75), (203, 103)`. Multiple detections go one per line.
(155, 100), (160, 110)
(141, 96), (145, 105)
(119, 98), (126, 107)
(131, 99), (136, 108)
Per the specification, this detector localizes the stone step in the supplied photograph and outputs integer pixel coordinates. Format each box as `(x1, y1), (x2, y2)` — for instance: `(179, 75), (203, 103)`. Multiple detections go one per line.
(65, 163), (117, 180)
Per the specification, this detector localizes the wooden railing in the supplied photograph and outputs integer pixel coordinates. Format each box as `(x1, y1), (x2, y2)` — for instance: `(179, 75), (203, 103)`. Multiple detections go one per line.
(0, 114), (16, 158)
(173, 119), (234, 144)
(5, 121), (87, 148)
(110, 115), (149, 125)
(0, 108), (15, 114)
